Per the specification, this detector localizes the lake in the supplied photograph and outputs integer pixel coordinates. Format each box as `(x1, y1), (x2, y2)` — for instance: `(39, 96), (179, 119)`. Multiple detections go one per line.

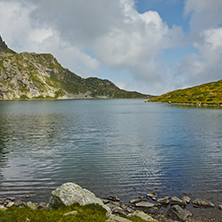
(0, 99), (222, 214)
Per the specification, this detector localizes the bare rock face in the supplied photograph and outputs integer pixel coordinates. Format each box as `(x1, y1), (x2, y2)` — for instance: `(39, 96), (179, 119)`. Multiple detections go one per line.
(49, 182), (111, 214)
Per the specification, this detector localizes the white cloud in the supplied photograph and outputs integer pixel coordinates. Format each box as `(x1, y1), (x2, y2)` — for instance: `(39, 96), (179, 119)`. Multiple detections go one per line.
(185, 0), (222, 32)
(1, 0), (222, 94)
(172, 27), (222, 88)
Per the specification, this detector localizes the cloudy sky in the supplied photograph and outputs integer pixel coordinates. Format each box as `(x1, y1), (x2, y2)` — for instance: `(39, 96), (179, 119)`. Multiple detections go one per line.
(0, 0), (222, 95)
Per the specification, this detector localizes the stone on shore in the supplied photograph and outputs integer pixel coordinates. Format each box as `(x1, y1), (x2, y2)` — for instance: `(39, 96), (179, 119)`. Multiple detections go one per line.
(130, 210), (158, 221)
(135, 201), (155, 208)
(219, 205), (222, 210)
(6, 201), (14, 208)
(49, 182), (111, 214)
(106, 214), (132, 222)
(146, 193), (157, 201)
(14, 199), (25, 207)
(167, 205), (192, 221)
(107, 195), (120, 202)
(192, 198), (215, 208)
(182, 196), (191, 204)
(171, 196), (187, 206)
(129, 199), (142, 204)
(157, 197), (170, 205)
(106, 202), (127, 216)
(26, 201), (38, 210)
(0, 205), (7, 211)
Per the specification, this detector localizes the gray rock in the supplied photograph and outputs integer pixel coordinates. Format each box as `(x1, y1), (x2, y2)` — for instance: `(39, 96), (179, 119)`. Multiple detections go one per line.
(130, 210), (157, 221)
(102, 199), (110, 204)
(218, 205), (222, 210)
(182, 196), (191, 204)
(146, 193), (157, 201)
(120, 204), (134, 214)
(6, 197), (16, 201)
(49, 182), (111, 214)
(129, 199), (142, 204)
(37, 202), (47, 210)
(106, 215), (132, 222)
(14, 199), (25, 207)
(167, 205), (192, 221)
(107, 195), (120, 202)
(6, 201), (14, 208)
(106, 203), (132, 216)
(157, 196), (170, 205)
(0, 205), (7, 211)
(64, 210), (78, 216)
(171, 196), (187, 206)
(26, 201), (38, 210)
(135, 201), (155, 208)
(25, 194), (31, 198)
(192, 198), (215, 208)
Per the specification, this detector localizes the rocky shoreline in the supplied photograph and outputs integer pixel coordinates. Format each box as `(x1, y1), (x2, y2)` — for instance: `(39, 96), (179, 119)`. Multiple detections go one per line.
(0, 183), (222, 222)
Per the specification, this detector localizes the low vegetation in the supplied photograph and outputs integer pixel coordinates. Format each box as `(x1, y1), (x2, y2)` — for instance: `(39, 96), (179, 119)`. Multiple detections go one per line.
(148, 80), (222, 105)
(0, 203), (150, 222)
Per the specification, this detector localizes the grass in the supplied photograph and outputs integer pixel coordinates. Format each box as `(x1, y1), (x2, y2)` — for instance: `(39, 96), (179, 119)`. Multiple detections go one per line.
(0, 204), (108, 222)
(148, 80), (222, 105)
(0, 203), (152, 222)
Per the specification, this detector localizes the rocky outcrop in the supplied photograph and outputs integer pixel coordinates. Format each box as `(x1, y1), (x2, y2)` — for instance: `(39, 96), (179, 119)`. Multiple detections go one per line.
(49, 182), (111, 214)
(0, 35), (16, 57)
(0, 35), (151, 100)
(0, 35), (7, 50)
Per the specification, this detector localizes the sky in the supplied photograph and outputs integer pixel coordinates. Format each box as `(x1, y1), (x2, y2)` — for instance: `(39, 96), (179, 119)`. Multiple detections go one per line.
(0, 0), (222, 95)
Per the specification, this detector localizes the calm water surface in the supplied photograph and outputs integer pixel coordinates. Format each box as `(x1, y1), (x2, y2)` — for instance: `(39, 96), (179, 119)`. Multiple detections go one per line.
(0, 99), (222, 207)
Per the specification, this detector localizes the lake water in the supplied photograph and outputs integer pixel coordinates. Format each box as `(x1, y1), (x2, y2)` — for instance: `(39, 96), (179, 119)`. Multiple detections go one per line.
(0, 99), (222, 215)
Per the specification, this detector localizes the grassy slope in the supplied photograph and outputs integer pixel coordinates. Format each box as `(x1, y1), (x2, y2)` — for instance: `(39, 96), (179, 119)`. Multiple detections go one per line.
(148, 80), (222, 105)
(0, 52), (150, 99)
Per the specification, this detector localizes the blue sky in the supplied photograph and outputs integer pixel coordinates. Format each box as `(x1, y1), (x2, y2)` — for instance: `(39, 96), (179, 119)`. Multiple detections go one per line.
(1, 0), (222, 95)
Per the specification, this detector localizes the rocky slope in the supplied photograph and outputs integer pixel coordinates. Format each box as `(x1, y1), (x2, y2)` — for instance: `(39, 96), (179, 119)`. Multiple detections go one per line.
(0, 36), (151, 100)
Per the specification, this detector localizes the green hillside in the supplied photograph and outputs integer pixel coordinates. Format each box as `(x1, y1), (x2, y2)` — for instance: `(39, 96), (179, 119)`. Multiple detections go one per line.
(0, 36), (151, 100)
(147, 80), (222, 105)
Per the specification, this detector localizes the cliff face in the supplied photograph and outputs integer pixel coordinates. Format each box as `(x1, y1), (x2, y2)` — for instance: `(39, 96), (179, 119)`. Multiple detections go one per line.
(0, 36), (150, 100)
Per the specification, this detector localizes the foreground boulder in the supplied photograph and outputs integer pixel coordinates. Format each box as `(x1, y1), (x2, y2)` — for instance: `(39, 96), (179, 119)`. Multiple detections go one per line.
(49, 183), (111, 214)
(167, 205), (192, 221)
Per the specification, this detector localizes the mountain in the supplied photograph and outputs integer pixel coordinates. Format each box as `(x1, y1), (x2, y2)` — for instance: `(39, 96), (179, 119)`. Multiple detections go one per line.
(147, 80), (222, 105)
(0, 36), (152, 100)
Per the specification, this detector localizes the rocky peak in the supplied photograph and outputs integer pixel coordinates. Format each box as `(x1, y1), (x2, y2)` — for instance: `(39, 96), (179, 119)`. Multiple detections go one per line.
(0, 35), (8, 50)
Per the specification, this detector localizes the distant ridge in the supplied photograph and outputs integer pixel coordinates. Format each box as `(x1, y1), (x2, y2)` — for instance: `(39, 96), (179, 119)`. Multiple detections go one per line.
(146, 80), (222, 105)
(0, 35), (153, 100)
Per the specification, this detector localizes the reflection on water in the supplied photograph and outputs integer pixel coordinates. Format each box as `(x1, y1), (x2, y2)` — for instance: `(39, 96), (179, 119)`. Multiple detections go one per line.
(0, 100), (222, 208)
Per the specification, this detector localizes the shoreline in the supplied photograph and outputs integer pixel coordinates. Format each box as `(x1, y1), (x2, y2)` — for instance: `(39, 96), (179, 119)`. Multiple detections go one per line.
(145, 100), (222, 108)
(1, 190), (221, 222)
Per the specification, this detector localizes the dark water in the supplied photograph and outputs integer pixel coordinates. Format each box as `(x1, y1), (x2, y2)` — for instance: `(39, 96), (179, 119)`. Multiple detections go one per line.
(0, 99), (222, 215)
